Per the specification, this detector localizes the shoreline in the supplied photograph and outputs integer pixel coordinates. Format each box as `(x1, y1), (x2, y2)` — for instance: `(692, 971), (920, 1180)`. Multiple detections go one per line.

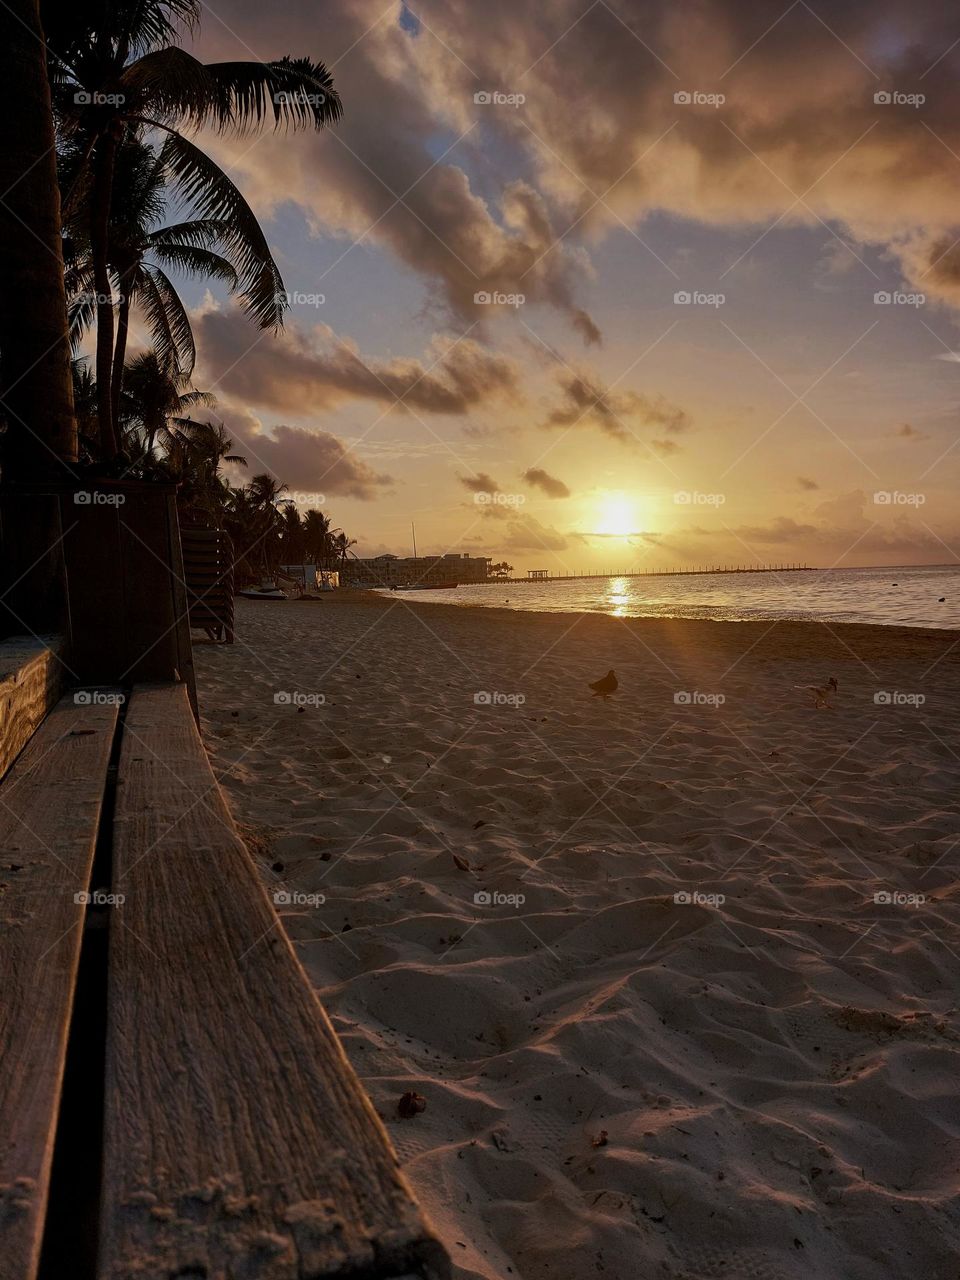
(310, 588), (960, 658)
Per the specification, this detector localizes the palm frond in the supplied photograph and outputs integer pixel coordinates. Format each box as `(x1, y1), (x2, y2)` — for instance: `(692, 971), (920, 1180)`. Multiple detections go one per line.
(149, 241), (239, 289)
(138, 264), (195, 372)
(202, 56), (342, 131)
(155, 131), (286, 327)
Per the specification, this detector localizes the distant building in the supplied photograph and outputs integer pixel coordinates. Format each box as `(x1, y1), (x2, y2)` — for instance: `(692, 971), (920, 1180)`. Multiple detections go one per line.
(341, 552), (490, 587)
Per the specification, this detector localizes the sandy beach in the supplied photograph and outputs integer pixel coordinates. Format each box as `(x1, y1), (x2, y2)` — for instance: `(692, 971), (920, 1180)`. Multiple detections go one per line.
(195, 596), (960, 1280)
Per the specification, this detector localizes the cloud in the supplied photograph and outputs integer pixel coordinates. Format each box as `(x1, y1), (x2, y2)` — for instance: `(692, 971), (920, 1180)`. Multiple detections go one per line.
(897, 423), (929, 441)
(797, 476), (819, 490)
(459, 471), (502, 493)
(522, 467), (570, 498)
(498, 513), (569, 552)
(196, 309), (520, 417)
(197, 0), (960, 319)
(543, 370), (691, 445)
(217, 406), (391, 499)
(729, 490), (951, 557)
(475, 501), (569, 550)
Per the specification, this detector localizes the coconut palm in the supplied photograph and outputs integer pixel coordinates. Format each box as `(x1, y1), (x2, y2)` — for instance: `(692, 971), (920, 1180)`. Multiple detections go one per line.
(0, 0), (76, 478)
(303, 508), (333, 566)
(65, 138), (247, 432)
(45, 0), (341, 456)
(120, 348), (216, 461)
(280, 504), (306, 564)
(165, 418), (246, 526)
(332, 530), (357, 570)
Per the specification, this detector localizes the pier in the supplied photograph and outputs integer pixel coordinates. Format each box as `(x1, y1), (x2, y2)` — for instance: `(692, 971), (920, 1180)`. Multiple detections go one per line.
(482, 563), (813, 585)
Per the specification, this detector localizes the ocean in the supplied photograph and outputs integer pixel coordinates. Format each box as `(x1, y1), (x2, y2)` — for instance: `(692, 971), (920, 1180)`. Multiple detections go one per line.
(375, 564), (960, 629)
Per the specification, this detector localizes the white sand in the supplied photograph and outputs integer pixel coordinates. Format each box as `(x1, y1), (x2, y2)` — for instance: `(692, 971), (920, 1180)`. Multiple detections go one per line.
(195, 595), (960, 1280)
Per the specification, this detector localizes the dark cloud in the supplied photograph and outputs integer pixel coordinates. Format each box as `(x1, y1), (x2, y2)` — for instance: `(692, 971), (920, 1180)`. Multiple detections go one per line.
(543, 370), (690, 444)
(522, 467), (570, 498)
(217, 407), (391, 499)
(897, 423), (929, 441)
(459, 471), (502, 493)
(797, 476), (819, 491)
(197, 0), (960, 319)
(196, 309), (520, 417)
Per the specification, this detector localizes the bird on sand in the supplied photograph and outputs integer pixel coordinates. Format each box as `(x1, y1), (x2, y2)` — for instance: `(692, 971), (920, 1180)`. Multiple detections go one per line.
(795, 676), (837, 708)
(589, 669), (618, 699)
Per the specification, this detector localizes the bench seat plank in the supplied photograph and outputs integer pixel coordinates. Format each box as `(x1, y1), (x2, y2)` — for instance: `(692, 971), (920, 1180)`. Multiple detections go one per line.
(0, 695), (119, 1278)
(100, 683), (448, 1280)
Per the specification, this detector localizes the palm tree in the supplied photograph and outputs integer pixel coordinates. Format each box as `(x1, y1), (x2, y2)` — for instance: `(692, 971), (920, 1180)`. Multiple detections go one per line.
(119, 349), (216, 461)
(45, 0), (342, 456)
(165, 418), (246, 526)
(0, 0), (76, 478)
(280, 504), (305, 564)
(303, 508), (333, 566)
(332, 531), (357, 571)
(65, 138), (248, 432)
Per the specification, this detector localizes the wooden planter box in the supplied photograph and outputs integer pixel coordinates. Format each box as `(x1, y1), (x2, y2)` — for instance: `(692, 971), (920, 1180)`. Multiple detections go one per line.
(0, 481), (196, 712)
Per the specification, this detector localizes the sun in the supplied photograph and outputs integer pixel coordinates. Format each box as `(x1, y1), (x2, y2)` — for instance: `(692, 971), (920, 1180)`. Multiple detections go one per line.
(595, 492), (638, 538)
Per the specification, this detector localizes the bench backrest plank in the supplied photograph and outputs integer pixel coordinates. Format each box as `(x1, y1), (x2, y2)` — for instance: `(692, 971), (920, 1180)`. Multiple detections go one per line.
(100, 684), (448, 1279)
(0, 696), (119, 1278)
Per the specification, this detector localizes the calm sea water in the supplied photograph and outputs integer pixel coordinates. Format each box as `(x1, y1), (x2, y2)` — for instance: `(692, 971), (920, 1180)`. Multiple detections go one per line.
(376, 565), (960, 629)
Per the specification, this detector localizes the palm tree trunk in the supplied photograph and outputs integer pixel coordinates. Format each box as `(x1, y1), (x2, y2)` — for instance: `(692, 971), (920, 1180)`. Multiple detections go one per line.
(0, 0), (76, 477)
(110, 267), (134, 440)
(0, 0), (77, 637)
(91, 131), (120, 460)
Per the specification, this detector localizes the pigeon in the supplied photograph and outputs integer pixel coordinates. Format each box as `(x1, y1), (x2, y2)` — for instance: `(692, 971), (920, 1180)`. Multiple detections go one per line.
(795, 676), (838, 708)
(589, 669), (618, 699)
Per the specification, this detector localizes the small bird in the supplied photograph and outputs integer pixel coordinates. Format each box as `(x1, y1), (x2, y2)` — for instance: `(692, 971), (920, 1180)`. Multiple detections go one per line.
(589, 669), (618, 699)
(795, 676), (838, 708)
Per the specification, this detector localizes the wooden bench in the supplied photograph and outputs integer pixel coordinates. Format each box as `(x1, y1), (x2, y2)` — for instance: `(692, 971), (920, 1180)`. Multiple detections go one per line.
(0, 689), (119, 1277)
(0, 673), (449, 1280)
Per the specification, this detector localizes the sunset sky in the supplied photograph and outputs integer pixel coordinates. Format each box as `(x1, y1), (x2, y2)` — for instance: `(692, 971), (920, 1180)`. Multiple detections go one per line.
(153, 0), (960, 571)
